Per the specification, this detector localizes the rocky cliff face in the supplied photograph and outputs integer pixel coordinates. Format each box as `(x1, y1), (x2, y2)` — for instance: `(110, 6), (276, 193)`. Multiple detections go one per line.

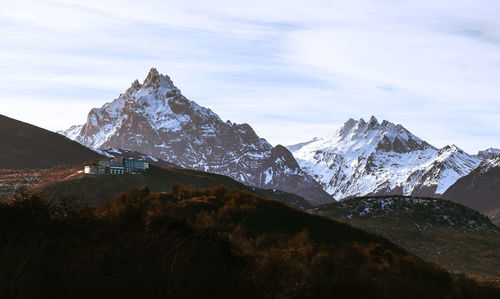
(61, 68), (331, 205)
(288, 117), (481, 199)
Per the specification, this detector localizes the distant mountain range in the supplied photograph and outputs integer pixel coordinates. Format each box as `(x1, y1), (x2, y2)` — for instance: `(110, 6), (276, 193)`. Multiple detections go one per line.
(59, 68), (331, 205)
(57, 67), (500, 208)
(0, 114), (102, 169)
(288, 117), (489, 200)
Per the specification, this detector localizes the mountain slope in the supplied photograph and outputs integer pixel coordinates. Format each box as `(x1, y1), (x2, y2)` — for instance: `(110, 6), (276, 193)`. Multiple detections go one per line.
(0, 114), (102, 169)
(39, 164), (312, 210)
(311, 195), (500, 279)
(443, 154), (500, 226)
(60, 68), (330, 205)
(288, 117), (481, 199)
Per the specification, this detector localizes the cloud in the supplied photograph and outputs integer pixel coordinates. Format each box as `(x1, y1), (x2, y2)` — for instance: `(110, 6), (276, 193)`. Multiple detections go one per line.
(0, 0), (499, 154)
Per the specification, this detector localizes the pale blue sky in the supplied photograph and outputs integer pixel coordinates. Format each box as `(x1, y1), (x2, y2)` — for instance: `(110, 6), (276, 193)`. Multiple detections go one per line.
(1, 0), (499, 153)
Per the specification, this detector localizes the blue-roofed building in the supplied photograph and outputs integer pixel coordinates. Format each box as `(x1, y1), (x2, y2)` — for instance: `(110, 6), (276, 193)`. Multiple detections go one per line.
(84, 157), (149, 175)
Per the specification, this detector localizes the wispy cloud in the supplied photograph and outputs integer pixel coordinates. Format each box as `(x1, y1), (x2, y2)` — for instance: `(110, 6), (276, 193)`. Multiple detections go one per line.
(0, 0), (499, 153)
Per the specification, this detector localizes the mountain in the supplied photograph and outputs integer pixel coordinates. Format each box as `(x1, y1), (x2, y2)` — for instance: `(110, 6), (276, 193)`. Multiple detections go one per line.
(288, 117), (481, 200)
(311, 195), (500, 279)
(0, 114), (102, 169)
(476, 148), (500, 160)
(60, 68), (331, 205)
(443, 154), (500, 226)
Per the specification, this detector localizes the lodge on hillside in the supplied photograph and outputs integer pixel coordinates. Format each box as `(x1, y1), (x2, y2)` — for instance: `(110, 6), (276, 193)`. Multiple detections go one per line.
(84, 157), (149, 175)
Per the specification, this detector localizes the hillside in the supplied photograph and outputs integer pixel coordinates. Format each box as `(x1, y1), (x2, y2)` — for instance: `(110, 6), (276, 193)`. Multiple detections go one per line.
(443, 154), (500, 226)
(0, 114), (102, 169)
(1, 186), (499, 298)
(38, 164), (312, 210)
(311, 196), (500, 279)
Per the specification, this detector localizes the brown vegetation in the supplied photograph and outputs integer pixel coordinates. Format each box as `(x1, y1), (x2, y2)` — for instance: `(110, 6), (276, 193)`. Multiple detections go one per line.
(1, 186), (499, 298)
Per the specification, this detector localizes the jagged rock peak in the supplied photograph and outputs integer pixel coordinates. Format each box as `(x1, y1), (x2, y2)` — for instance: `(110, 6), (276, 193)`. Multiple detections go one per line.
(142, 67), (176, 89)
(125, 79), (143, 96)
(144, 67), (160, 84)
(439, 144), (465, 154)
(339, 116), (400, 136)
(339, 118), (357, 136)
(131, 79), (142, 90)
(367, 115), (379, 128)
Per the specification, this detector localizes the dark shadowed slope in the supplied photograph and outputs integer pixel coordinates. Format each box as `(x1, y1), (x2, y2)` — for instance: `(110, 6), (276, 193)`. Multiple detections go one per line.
(0, 114), (102, 169)
(443, 155), (500, 225)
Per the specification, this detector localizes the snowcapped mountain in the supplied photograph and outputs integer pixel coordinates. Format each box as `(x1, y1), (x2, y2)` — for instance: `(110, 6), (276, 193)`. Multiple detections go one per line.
(476, 148), (500, 160)
(60, 68), (331, 205)
(288, 116), (481, 200)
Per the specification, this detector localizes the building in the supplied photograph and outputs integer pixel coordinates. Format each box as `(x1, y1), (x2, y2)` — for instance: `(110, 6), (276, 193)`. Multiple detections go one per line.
(84, 166), (99, 174)
(115, 157), (149, 173)
(83, 157), (149, 175)
(99, 160), (125, 174)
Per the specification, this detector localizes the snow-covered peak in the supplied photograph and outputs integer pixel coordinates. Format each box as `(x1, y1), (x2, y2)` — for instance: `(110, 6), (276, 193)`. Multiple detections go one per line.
(299, 117), (431, 158)
(120, 68), (180, 103)
(438, 144), (467, 156)
(476, 148), (500, 160)
(142, 67), (176, 89)
(366, 115), (379, 129)
(288, 117), (480, 200)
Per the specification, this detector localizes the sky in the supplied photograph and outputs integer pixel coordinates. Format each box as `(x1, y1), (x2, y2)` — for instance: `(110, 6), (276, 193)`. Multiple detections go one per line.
(1, 0), (499, 154)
